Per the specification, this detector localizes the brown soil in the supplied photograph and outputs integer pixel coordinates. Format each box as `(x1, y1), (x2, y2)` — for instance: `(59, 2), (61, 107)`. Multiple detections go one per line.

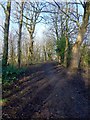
(2, 62), (89, 119)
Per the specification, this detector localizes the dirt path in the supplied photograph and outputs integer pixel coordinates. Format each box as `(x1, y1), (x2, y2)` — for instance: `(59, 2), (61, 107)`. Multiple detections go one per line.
(2, 62), (89, 119)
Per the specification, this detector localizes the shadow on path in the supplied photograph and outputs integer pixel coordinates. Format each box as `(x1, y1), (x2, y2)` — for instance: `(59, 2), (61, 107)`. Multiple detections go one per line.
(2, 62), (89, 119)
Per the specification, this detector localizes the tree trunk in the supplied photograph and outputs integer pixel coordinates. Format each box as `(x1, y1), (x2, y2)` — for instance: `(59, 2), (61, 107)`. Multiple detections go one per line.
(10, 39), (15, 65)
(69, 2), (90, 71)
(18, 2), (23, 68)
(29, 33), (34, 64)
(64, 33), (69, 67)
(43, 46), (47, 61)
(64, 1), (69, 67)
(2, 0), (11, 67)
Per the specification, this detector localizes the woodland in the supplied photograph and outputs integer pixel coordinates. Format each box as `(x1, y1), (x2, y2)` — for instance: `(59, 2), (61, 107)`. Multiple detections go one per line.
(0, 0), (90, 119)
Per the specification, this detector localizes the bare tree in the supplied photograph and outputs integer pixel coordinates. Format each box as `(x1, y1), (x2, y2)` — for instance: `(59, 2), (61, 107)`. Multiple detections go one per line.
(18, 1), (24, 68)
(9, 32), (16, 65)
(69, 1), (90, 71)
(54, 0), (90, 71)
(64, 1), (69, 67)
(1, 0), (11, 67)
(24, 1), (45, 64)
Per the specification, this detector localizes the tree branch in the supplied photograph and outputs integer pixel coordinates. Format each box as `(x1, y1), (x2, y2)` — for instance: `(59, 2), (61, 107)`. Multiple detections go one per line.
(0, 24), (5, 30)
(0, 3), (6, 14)
(53, 0), (81, 27)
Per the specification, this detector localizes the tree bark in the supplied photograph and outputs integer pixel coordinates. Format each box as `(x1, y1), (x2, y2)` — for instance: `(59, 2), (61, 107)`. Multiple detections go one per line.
(64, 2), (69, 67)
(43, 45), (47, 61)
(10, 38), (15, 65)
(29, 33), (34, 64)
(18, 2), (24, 68)
(64, 33), (69, 67)
(2, 0), (11, 67)
(69, 1), (90, 71)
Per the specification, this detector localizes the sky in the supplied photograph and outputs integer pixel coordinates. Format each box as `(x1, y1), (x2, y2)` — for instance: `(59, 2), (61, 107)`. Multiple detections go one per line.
(0, 0), (84, 54)
(0, 0), (85, 2)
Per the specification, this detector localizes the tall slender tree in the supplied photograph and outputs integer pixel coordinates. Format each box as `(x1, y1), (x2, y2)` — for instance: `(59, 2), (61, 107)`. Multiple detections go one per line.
(64, 1), (69, 67)
(1, 0), (11, 67)
(18, 1), (24, 68)
(24, 1), (44, 64)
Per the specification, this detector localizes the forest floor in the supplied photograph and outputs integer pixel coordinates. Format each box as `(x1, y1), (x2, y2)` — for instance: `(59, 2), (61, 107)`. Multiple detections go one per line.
(2, 61), (90, 119)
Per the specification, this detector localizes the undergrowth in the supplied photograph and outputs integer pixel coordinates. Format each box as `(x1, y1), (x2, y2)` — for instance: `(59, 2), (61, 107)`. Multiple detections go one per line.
(2, 65), (27, 85)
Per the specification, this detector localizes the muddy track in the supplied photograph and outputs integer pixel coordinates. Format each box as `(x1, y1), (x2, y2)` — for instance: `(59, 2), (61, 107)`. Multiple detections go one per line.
(2, 62), (89, 119)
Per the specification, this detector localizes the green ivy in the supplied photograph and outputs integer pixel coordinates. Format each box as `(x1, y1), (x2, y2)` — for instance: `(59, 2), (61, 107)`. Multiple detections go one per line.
(56, 35), (66, 63)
